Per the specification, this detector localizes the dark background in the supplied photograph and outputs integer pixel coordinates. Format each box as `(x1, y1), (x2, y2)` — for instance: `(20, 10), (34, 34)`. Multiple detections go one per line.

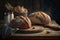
(0, 0), (60, 24)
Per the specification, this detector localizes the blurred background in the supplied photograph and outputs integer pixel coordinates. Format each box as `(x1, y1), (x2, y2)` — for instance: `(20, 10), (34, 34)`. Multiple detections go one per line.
(0, 0), (60, 25)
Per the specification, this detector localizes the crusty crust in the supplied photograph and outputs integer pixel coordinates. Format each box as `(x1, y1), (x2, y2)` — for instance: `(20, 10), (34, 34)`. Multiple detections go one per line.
(29, 11), (51, 25)
(9, 16), (32, 29)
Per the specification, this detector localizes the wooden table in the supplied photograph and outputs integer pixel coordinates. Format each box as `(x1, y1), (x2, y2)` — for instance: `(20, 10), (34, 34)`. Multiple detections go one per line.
(5, 25), (60, 40)
(0, 20), (60, 40)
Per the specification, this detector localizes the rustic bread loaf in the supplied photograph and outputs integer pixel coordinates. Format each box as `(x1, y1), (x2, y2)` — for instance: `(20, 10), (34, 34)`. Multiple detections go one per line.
(29, 11), (51, 25)
(9, 16), (32, 29)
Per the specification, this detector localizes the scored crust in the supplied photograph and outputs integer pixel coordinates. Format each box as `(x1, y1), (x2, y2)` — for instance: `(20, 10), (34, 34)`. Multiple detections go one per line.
(9, 16), (32, 29)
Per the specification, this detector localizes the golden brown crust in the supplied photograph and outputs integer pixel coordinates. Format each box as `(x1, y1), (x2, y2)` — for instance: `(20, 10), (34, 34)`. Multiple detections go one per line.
(29, 11), (51, 25)
(9, 16), (31, 29)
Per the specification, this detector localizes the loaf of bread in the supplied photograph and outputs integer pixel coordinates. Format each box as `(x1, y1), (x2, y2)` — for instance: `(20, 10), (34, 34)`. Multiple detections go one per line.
(29, 11), (51, 25)
(14, 6), (28, 14)
(9, 16), (32, 29)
